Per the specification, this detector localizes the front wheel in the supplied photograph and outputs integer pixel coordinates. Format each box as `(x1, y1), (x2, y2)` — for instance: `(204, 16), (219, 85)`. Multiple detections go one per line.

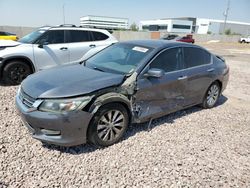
(202, 82), (221, 109)
(2, 60), (32, 85)
(87, 103), (129, 147)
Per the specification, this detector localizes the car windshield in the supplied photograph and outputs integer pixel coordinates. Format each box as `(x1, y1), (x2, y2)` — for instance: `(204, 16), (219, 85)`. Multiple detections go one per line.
(85, 43), (153, 75)
(18, 29), (47, 44)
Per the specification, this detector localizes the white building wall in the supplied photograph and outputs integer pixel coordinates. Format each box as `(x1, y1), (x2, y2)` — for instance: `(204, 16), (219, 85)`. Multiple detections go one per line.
(80, 15), (129, 30)
(139, 19), (192, 33)
(169, 20), (192, 33)
(196, 18), (210, 34)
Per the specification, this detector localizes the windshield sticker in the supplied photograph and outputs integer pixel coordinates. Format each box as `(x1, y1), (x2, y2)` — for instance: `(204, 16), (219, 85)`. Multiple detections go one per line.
(132, 46), (149, 53)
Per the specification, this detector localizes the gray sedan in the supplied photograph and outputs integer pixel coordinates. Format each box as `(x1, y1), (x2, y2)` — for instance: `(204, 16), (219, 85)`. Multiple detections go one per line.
(16, 40), (229, 147)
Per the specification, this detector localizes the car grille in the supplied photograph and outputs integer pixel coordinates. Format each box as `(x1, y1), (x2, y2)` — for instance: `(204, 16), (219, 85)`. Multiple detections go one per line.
(19, 89), (36, 108)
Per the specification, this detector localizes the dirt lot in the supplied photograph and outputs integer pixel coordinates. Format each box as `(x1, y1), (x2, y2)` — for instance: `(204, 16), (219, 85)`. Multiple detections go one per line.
(0, 43), (250, 187)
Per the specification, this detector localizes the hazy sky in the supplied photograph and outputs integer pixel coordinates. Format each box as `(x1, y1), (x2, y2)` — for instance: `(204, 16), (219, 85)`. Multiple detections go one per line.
(0, 0), (249, 27)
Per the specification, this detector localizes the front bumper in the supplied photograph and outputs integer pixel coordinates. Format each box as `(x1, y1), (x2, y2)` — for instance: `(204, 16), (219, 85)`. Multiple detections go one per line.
(15, 95), (93, 147)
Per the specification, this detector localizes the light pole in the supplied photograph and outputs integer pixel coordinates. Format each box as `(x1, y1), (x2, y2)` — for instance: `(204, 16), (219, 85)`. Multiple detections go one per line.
(223, 0), (230, 34)
(62, 4), (65, 24)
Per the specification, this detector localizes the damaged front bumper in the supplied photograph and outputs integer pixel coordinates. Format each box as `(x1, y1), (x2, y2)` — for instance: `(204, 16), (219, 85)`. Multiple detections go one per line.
(15, 95), (93, 147)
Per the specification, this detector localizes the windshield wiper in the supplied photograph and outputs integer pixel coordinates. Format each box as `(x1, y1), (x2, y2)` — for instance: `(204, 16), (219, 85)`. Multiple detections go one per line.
(93, 66), (105, 72)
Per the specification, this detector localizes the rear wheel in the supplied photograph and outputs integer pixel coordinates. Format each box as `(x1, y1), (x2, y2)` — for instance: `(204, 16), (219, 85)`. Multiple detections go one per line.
(202, 82), (221, 108)
(87, 103), (129, 147)
(2, 60), (32, 85)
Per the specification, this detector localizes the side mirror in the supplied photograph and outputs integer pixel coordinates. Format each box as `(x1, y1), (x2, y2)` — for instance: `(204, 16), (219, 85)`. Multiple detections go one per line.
(38, 41), (49, 48)
(144, 68), (164, 78)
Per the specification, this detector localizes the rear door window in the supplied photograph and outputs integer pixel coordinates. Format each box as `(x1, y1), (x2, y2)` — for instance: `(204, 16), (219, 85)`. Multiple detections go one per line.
(150, 47), (184, 73)
(67, 30), (92, 43)
(183, 47), (211, 68)
(91, 31), (109, 41)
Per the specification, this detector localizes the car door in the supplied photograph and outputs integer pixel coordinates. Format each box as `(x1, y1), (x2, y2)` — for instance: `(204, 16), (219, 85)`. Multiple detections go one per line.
(33, 30), (69, 70)
(183, 47), (214, 106)
(134, 47), (187, 121)
(66, 30), (97, 62)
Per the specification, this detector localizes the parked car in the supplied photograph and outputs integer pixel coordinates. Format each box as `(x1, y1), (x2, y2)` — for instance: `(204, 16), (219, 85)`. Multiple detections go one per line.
(239, 36), (250, 43)
(161, 34), (179, 40)
(0, 31), (18, 41)
(16, 40), (229, 147)
(163, 34), (195, 43)
(0, 25), (117, 85)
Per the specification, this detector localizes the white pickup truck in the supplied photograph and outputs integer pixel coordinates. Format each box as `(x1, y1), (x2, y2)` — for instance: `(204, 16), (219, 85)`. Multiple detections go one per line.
(239, 36), (250, 43)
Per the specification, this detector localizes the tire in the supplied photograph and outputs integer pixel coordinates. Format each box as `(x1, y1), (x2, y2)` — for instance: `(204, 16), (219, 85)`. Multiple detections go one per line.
(242, 40), (246, 43)
(202, 82), (221, 109)
(87, 103), (129, 147)
(2, 60), (32, 85)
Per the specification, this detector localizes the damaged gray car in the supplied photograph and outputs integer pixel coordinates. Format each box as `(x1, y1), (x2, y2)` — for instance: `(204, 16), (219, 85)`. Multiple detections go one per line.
(15, 40), (229, 147)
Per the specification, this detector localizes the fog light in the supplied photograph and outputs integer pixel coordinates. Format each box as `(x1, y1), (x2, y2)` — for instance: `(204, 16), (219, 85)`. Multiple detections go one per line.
(41, 129), (61, 136)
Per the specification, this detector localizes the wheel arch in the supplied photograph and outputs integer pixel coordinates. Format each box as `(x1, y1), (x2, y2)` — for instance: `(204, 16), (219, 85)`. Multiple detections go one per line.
(87, 92), (132, 116)
(0, 56), (35, 78)
(213, 79), (222, 94)
(86, 92), (132, 129)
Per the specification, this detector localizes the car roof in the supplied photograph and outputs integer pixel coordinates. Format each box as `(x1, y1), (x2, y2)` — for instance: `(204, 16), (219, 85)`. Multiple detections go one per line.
(120, 39), (197, 50)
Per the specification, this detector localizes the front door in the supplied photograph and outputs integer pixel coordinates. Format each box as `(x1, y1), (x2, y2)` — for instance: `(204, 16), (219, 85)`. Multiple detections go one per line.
(33, 30), (69, 70)
(134, 47), (187, 122)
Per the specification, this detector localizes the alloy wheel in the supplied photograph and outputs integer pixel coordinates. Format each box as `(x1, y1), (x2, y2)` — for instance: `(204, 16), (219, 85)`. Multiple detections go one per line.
(206, 84), (220, 107)
(97, 110), (125, 142)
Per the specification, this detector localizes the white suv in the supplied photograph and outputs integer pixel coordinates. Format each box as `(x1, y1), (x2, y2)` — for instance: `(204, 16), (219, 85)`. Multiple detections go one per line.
(0, 25), (117, 85)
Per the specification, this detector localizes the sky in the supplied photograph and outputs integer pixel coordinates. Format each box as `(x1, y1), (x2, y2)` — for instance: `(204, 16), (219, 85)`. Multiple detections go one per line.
(0, 0), (249, 27)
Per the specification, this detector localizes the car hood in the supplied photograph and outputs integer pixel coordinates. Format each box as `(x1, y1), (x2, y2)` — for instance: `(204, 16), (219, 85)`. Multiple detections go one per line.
(0, 40), (21, 47)
(21, 64), (125, 99)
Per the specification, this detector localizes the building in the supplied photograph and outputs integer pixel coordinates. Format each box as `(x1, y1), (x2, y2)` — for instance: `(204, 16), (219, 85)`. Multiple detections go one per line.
(140, 17), (250, 35)
(80, 15), (129, 30)
(170, 17), (250, 35)
(139, 19), (193, 33)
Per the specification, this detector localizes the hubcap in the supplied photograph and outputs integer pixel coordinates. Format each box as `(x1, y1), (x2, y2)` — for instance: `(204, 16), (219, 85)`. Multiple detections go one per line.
(207, 84), (219, 106)
(9, 65), (28, 83)
(97, 110), (125, 142)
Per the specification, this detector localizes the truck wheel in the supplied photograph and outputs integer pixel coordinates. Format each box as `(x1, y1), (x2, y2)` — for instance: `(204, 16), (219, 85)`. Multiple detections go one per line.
(2, 60), (32, 85)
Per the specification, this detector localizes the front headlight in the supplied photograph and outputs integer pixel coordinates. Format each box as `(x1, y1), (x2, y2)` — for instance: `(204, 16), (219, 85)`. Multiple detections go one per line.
(39, 96), (92, 113)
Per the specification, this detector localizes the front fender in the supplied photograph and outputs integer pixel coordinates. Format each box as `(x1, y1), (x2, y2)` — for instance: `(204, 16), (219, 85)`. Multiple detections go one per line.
(88, 92), (131, 114)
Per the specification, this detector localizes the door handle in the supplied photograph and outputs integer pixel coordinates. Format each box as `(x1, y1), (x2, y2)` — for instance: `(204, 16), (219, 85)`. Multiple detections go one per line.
(207, 68), (215, 72)
(178, 76), (188, 80)
(89, 44), (96, 48)
(60, 47), (68, 50)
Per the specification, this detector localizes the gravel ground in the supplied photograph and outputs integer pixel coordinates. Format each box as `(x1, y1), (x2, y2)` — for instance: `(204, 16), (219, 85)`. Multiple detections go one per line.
(0, 43), (250, 187)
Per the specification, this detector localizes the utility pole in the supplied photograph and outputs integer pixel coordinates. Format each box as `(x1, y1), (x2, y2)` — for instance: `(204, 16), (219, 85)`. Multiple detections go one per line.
(62, 4), (65, 24)
(223, 0), (230, 33)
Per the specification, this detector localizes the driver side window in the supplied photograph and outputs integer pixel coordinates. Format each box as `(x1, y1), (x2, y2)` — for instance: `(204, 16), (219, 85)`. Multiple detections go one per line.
(150, 47), (183, 73)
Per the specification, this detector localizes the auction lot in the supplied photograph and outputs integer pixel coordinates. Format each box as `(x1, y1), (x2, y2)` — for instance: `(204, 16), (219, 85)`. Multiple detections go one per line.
(0, 43), (250, 187)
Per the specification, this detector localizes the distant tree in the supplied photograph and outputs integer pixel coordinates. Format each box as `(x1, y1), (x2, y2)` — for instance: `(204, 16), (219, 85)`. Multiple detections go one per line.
(225, 29), (231, 35)
(130, 22), (139, 31)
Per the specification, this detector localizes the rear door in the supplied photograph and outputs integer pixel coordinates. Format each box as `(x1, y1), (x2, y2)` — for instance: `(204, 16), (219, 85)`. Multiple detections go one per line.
(183, 47), (214, 106)
(33, 30), (69, 70)
(134, 47), (187, 121)
(66, 30), (95, 62)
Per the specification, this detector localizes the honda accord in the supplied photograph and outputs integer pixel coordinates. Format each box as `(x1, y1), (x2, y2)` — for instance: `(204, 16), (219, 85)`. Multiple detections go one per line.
(16, 40), (229, 147)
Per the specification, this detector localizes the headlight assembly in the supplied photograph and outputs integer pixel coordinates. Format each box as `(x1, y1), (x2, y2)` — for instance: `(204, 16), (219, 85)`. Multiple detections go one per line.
(39, 96), (92, 113)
